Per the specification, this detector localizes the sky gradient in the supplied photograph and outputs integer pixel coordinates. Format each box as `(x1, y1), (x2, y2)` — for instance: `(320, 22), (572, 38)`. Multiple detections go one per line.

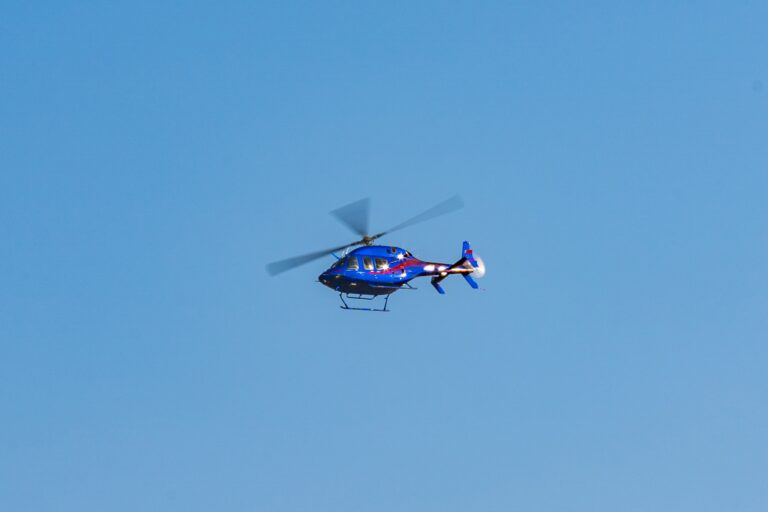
(2, 2), (767, 511)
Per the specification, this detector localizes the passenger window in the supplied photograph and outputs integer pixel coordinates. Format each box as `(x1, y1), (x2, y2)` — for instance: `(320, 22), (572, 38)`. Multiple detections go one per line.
(346, 257), (359, 270)
(363, 257), (374, 270)
(375, 258), (389, 270)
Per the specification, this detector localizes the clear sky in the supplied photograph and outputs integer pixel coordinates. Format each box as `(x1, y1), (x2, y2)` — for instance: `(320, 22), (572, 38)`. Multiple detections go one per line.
(2, 2), (767, 511)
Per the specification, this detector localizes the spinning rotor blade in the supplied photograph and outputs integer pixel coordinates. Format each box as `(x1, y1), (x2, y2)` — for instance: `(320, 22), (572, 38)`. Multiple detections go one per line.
(370, 195), (464, 240)
(268, 195), (464, 276)
(330, 197), (370, 237)
(266, 242), (358, 276)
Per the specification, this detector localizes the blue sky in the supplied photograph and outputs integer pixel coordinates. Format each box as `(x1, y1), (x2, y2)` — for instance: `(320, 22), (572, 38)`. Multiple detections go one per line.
(2, 2), (767, 511)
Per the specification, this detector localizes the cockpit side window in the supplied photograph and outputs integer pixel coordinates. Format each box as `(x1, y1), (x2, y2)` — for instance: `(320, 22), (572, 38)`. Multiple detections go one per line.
(346, 256), (359, 270)
(375, 258), (389, 270)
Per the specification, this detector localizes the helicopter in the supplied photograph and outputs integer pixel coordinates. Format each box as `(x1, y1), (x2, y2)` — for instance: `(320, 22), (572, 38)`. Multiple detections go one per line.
(266, 196), (486, 312)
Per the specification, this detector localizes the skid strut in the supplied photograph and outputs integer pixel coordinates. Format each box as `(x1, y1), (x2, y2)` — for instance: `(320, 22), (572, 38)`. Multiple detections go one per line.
(339, 293), (390, 312)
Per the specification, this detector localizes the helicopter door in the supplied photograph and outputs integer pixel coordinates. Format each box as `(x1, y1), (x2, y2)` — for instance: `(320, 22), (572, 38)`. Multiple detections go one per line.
(362, 256), (374, 273)
(346, 255), (360, 275)
(361, 256), (380, 286)
(374, 257), (389, 284)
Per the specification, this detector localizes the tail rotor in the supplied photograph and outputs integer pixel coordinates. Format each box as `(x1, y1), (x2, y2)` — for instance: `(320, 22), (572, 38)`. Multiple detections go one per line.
(469, 255), (486, 278)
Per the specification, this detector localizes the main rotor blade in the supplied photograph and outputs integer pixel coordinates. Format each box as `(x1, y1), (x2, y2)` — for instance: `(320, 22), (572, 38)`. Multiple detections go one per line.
(330, 198), (370, 237)
(266, 242), (359, 276)
(374, 195), (464, 238)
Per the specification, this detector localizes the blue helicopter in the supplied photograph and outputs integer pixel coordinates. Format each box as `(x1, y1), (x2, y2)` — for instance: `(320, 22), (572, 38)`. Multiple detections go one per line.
(267, 196), (486, 311)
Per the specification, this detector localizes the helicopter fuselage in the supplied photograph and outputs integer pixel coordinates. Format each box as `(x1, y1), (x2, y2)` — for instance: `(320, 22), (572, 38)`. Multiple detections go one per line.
(267, 196), (480, 310)
(318, 245), (466, 296)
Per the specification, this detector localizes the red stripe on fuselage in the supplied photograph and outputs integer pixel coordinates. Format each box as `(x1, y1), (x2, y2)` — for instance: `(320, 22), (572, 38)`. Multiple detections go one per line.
(369, 258), (425, 275)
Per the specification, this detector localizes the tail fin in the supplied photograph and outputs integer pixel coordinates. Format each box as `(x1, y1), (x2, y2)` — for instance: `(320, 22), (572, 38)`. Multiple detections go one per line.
(462, 241), (479, 268)
(430, 241), (480, 293)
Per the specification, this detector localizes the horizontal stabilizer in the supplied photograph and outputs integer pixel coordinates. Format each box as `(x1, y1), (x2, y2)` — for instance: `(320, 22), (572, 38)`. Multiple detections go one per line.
(463, 274), (479, 289)
(431, 277), (446, 294)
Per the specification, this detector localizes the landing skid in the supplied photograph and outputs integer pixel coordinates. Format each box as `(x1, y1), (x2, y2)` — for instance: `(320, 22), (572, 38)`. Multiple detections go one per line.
(339, 293), (390, 312)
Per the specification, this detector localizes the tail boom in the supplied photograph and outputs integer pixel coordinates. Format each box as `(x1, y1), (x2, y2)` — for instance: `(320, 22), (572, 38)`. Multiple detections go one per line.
(427, 241), (480, 294)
